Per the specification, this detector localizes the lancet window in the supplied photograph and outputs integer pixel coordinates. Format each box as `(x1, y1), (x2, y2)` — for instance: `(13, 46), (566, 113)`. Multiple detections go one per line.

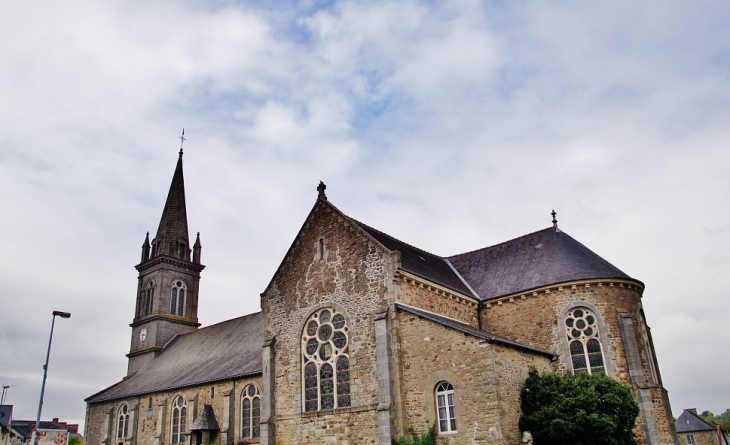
(565, 307), (605, 374)
(241, 385), (261, 439)
(170, 395), (187, 444)
(170, 281), (186, 317)
(116, 404), (130, 441)
(302, 308), (350, 412)
(141, 281), (155, 317)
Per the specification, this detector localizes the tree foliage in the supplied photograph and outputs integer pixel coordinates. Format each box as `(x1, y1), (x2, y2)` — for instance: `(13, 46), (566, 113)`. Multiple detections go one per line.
(701, 409), (730, 433)
(519, 368), (639, 445)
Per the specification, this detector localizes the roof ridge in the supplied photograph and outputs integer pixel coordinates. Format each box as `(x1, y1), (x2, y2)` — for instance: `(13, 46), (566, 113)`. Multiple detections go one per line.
(447, 226), (554, 259)
(350, 218), (446, 260)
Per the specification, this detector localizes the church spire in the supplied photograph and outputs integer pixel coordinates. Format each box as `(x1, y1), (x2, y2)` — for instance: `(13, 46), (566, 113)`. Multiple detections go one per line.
(151, 148), (190, 260)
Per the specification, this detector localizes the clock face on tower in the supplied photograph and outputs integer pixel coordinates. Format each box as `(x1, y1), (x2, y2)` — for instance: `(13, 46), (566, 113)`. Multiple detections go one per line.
(140, 328), (147, 342)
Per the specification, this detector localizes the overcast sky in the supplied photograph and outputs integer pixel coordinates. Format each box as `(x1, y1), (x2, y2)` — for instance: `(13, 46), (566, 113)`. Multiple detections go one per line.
(1, 0), (729, 432)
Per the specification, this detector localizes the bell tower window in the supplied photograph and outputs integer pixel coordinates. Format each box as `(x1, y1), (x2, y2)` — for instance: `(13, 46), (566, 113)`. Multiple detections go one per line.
(142, 281), (155, 317)
(170, 281), (186, 317)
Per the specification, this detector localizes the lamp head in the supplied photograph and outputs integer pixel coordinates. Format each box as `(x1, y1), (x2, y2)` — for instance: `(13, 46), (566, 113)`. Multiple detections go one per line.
(52, 311), (71, 319)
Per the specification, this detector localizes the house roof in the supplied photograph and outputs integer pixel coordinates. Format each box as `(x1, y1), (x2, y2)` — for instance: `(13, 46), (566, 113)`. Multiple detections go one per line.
(0, 405), (11, 431)
(447, 227), (638, 300)
(396, 303), (556, 358)
(353, 220), (475, 297)
(675, 409), (717, 433)
(86, 312), (263, 403)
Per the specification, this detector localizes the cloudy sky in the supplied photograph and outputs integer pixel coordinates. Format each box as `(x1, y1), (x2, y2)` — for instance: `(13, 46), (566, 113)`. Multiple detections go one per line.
(1, 0), (729, 431)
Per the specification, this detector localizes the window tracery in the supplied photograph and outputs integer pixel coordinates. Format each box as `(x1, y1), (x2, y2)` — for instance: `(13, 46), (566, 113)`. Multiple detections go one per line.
(170, 395), (187, 444)
(435, 382), (457, 433)
(301, 308), (350, 412)
(241, 385), (260, 439)
(565, 307), (605, 374)
(116, 404), (129, 441)
(170, 281), (186, 317)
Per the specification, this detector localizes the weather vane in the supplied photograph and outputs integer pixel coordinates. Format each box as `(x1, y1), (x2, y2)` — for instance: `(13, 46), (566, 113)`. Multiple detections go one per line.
(179, 128), (186, 155)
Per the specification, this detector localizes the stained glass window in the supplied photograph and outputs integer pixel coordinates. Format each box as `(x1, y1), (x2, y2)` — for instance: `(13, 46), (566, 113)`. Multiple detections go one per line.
(116, 404), (129, 440)
(171, 396), (186, 444)
(241, 385), (260, 439)
(435, 382), (457, 433)
(565, 307), (605, 375)
(301, 308), (350, 412)
(170, 281), (186, 316)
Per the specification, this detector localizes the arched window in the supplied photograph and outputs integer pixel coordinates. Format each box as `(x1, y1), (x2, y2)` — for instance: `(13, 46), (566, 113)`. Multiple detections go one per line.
(301, 308), (350, 412)
(435, 382), (457, 433)
(170, 395), (187, 444)
(170, 281), (186, 317)
(116, 404), (130, 441)
(142, 281), (155, 316)
(565, 307), (605, 374)
(241, 385), (260, 439)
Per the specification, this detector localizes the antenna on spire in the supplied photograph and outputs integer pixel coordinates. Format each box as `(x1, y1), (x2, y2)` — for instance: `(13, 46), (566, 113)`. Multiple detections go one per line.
(551, 210), (558, 229)
(179, 128), (186, 156)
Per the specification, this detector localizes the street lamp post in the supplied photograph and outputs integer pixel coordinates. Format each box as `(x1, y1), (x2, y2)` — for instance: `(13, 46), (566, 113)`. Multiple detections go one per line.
(30, 311), (71, 445)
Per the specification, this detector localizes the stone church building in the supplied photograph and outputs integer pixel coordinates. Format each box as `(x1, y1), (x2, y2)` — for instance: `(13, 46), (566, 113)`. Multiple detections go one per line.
(85, 151), (679, 445)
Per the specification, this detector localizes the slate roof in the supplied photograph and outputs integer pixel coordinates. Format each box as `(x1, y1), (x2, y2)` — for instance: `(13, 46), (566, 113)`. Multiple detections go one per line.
(353, 220), (475, 297)
(396, 303), (556, 358)
(190, 404), (220, 431)
(153, 151), (190, 254)
(0, 405), (11, 431)
(675, 409), (717, 433)
(86, 312), (263, 403)
(447, 227), (638, 301)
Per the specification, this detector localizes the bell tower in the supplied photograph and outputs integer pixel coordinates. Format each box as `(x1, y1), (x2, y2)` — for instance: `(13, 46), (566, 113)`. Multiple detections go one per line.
(127, 146), (205, 375)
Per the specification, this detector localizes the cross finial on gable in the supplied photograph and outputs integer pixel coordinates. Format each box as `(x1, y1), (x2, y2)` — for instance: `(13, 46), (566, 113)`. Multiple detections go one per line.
(551, 209), (558, 229)
(317, 181), (327, 200)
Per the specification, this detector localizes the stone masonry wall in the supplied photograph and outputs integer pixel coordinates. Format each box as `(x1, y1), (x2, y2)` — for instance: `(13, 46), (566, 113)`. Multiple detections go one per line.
(481, 280), (677, 445)
(678, 430), (722, 445)
(261, 201), (398, 444)
(85, 376), (262, 445)
(396, 310), (552, 445)
(397, 276), (479, 327)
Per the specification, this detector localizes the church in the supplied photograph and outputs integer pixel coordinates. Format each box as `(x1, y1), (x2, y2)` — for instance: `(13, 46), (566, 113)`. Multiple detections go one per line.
(84, 149), (679, 445)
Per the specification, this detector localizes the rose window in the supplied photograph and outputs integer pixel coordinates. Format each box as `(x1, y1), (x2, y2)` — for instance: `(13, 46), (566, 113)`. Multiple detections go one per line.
(565, 307), (605, 374)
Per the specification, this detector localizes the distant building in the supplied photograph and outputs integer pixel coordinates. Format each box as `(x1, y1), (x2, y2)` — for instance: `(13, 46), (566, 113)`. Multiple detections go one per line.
(85, 150), (680, 444)
(8, 417), (80, 445)
(676, 409), (729, 445)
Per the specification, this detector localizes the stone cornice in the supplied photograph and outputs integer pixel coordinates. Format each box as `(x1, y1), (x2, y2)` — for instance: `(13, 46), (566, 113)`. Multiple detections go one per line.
(483, 278), (644, 309)
(396, 270), (479, 307)
(130, 312), (200, 328)
(135, 255), (205, 273)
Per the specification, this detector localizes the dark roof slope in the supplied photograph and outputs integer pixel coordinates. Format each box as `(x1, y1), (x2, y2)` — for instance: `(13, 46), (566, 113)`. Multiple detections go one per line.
(448, 227), (637, 301)
(353, 220), (474, 297)
(86, 312), (263, 403)
(0, 405), (11, 430)
(675, 409), (717, 433)
(154, 151), (190, 252)
(396, 303), (555, 358)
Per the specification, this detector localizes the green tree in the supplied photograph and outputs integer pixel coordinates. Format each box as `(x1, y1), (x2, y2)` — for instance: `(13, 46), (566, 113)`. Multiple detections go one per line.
(519, 368), (639, 445)
(701, 411), (717, 426)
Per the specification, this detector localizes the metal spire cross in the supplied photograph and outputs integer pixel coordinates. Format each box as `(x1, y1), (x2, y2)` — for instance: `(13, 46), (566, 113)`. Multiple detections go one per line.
(179, 129), (186, 155)
(551, 210), (558, 229)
